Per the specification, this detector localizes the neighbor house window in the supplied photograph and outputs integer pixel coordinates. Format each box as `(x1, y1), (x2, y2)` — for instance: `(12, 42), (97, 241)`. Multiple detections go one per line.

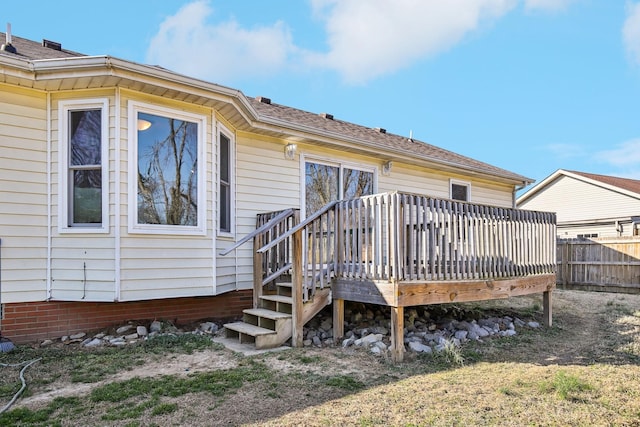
(59, 99), (109, 232)
(218, 125), (234, 235)
(450, 180), (471, 202)
(128, 102), (206, 234)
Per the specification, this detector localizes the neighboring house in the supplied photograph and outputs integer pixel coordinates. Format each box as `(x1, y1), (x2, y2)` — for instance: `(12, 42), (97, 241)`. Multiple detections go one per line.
(0, 32), (549, 345)
(517, 169), (640, 238)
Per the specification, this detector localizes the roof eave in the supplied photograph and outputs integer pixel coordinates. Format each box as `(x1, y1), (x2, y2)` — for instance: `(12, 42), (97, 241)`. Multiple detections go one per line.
(4, 54), (531, 186)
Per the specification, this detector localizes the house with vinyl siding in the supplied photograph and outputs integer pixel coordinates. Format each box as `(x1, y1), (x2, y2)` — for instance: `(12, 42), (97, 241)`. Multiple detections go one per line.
(0, 31), (549, 345)
(517, 169), (640, 238)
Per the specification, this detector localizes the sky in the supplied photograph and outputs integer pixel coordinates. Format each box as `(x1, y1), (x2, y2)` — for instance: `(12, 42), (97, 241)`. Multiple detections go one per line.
(4, 0), (640, 194)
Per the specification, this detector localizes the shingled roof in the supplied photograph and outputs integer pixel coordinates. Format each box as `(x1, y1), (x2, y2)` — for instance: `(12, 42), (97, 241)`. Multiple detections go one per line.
(568, 170), (640, 196)
(248, 98), (529, 182)
(1, 32), (530, 184)
(0, 32), (83, 60)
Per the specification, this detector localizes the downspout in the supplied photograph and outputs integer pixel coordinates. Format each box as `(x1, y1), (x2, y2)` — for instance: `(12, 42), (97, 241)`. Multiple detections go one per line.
(46, 92), (52, 300)
(513, 182), (527, 209)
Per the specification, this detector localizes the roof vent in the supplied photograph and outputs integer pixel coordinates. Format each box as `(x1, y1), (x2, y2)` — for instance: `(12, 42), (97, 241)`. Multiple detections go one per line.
(319, 113), (334, 120)
(42, 39), (62, 51)
(374, 127), (387, 134)
(1, 23), (17, 54)
(256, 96), (271, 105)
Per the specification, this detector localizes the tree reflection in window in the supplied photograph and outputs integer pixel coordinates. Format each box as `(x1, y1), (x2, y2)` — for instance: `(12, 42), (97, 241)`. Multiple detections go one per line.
(69, 109), (102, 224)
(305, 162), (373, 215)
(137, 112), (198, 226)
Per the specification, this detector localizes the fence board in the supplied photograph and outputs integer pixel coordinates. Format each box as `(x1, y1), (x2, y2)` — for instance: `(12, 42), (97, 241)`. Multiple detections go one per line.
(557, 237), (640, 293)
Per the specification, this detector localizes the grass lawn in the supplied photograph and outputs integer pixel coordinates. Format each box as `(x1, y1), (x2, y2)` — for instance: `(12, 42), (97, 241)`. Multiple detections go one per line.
(0, 289), (639, 426)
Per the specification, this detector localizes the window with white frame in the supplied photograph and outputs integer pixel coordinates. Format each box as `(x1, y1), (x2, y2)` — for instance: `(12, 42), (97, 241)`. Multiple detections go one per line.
(59, 99), (109, 232)
(128, 102), (206, 234)
(218, 125), (234, 235)
(450, 179), (471, 202)
(304, 159), (375, 216)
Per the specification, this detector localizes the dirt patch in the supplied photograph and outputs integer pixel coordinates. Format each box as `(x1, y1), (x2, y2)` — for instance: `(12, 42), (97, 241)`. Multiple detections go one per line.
(2, 289), (639, 426)
(17, 350), (237, 408)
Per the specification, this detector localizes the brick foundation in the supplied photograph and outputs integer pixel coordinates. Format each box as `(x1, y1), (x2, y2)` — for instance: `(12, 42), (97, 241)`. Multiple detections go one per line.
(0, 290), (253, 344)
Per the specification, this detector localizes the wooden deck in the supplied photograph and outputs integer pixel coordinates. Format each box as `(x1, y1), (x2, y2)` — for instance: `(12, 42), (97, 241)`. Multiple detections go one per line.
(332, 273), (555, 361)
(223, 191), (557, 361)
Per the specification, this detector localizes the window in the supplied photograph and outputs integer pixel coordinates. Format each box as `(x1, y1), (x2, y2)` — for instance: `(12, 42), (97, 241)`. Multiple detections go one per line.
(59, 99), (109, 232)
(218, 125), (234, 235)
(304, 159), (375, 216)
(450, 180), (471, 202)
(128, 102), (206, 234)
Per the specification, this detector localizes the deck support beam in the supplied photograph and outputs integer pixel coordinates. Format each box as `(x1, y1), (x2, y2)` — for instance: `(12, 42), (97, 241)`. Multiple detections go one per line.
(291, 228), (303, 347)
(543, 290), (552, 327)
(333, 298), (344, 342)
(390, 306), (404, 362)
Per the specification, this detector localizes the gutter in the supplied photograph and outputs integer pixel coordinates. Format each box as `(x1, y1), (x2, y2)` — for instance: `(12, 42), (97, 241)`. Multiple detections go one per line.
(9, 55), (531, 185)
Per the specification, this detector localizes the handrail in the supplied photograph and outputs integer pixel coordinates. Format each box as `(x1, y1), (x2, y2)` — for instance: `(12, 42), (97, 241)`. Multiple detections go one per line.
(257, 201), (339, 254)
(218, 208), (295, 256)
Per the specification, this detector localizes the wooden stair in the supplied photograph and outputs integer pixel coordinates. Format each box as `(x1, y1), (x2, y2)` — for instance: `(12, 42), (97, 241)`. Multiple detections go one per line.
(224, 281), (331, 350)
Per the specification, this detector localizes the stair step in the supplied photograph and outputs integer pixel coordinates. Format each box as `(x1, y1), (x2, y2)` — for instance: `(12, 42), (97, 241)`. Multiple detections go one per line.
(260, 295), (293, 304)
(277, 281), (326, 289)
(244, 308), (292, 320)
(223, 321), (276, 337)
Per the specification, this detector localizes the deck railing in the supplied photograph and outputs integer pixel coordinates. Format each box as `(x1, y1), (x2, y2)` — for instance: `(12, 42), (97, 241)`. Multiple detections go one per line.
(336, 192), (557, 282)
(255, 192), (556, 306)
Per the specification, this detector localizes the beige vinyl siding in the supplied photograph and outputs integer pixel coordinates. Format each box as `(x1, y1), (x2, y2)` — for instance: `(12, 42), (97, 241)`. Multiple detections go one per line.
(226, 133), (301, 290)
(0, 86), (48, 302)
(519, 175), (640, 223)
(48, 92), (117, 301)
(378, 161), (514, 208)
(118, 94), (216, 301)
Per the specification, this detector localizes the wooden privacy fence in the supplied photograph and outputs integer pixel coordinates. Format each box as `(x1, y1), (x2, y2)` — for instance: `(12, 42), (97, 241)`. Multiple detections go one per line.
(557, 237), (640, 293)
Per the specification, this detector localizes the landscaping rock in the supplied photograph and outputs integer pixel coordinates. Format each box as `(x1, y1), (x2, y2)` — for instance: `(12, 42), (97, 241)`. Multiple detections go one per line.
(408, 341), (432, 353)
(137, 326), (148, 337)
(150, 320), (163, 333)
(116, 325), (133, 335)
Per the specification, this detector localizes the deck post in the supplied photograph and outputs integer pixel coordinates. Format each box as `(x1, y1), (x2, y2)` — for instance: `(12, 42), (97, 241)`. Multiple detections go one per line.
(390, 305), (404, 362)
(291, 227), (304, 347)
(333, 298), (345, 342)
(252, 234), (263, 309)
(543, 290), (552, 327)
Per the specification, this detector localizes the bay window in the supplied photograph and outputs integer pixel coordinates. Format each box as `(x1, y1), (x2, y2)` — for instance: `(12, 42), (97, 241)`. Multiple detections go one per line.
(128, 102), (206, 234)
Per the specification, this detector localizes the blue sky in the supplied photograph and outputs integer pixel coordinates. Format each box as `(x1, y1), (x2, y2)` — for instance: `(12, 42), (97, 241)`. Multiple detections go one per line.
(6, 0), (640, 192)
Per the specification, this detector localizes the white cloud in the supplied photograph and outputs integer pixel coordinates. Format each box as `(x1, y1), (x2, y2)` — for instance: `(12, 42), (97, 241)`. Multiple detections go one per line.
(543, 143), (587, 159)
(623, 2), (640, 65)
(146, 1), (296, 83)
(598, 138), (640, 167)
(308, 0), (517, 84)
(150, 0), (580, 85)
(524, 0), (575, 13)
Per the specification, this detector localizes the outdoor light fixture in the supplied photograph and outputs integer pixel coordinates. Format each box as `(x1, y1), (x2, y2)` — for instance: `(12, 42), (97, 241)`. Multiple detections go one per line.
(284, 143), (297, 160)
(382, 160), (393, 175)
(137, 119), (152, 131)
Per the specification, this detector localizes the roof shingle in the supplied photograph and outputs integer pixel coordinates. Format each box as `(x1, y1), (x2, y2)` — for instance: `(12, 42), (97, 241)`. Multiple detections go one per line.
(568, 170), (640, 195)
(1, 32), (530, 184)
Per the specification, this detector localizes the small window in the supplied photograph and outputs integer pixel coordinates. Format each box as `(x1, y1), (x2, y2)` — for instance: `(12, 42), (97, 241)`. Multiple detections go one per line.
(59, 99), (109, 232)
(218, 126), (234, 235)
(128, 102), (206, 234)
(450, 180), (470, 202)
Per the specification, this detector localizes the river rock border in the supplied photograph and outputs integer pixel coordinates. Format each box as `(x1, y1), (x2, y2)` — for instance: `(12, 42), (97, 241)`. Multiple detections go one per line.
(37, 304), (541, 356)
